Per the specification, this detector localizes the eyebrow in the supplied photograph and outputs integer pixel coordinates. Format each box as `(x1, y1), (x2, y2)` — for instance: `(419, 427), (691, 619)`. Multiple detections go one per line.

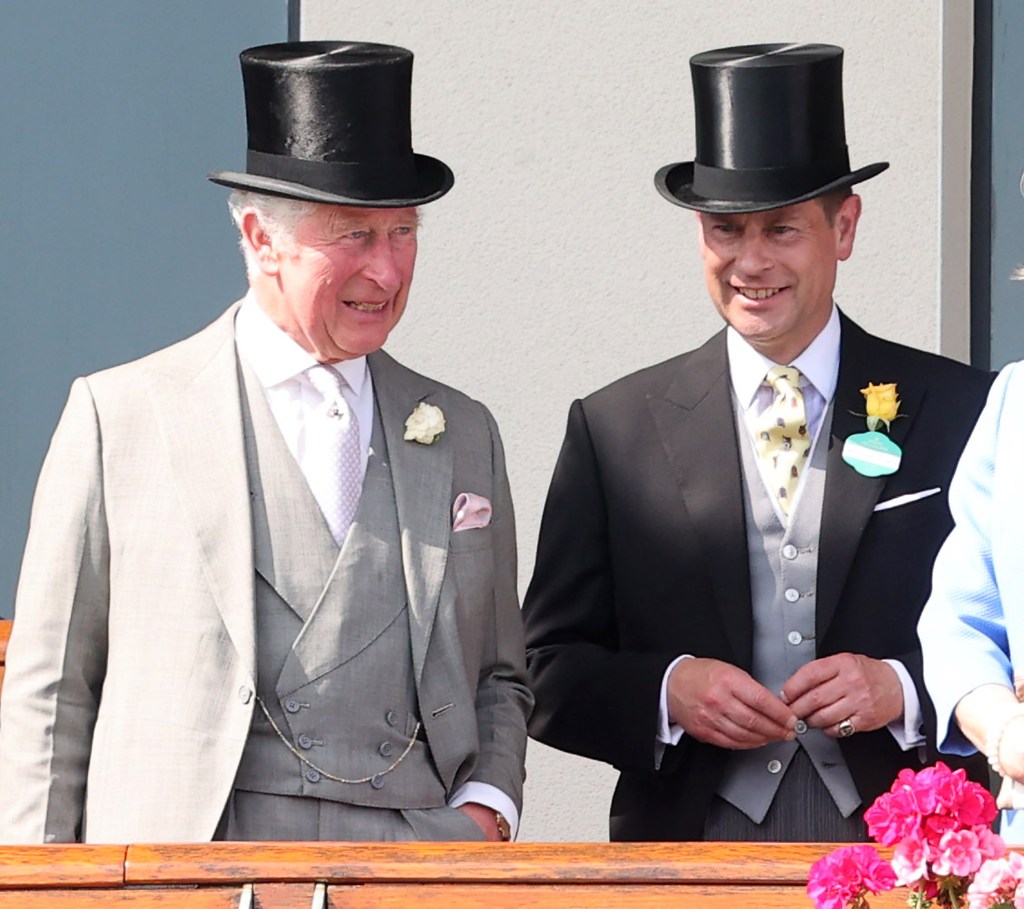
(323, 211), (421, 234)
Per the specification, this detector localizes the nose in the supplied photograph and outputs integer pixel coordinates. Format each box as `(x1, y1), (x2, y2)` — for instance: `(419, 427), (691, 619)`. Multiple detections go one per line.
(362, 237), (403, 294)
(734, 234), (773, 274)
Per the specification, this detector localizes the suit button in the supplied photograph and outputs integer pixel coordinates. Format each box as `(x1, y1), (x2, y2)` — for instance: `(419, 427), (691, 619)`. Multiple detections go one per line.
(238, 686), (252, 704)
(305, 768), (321, 784)
(285, 699), (301, 714)
(787, 631), (803, 646)
(371, 774), (385, 790)
(298, 734), (313, 750)
(385, 710), (398, 727)
(767, 759), (783, 774)
(794, 720), (808, 735)
(379, 742), (393, 758)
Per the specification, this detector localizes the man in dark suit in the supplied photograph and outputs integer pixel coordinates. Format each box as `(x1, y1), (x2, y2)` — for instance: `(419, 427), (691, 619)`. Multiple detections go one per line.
(523, 43), (992, 842)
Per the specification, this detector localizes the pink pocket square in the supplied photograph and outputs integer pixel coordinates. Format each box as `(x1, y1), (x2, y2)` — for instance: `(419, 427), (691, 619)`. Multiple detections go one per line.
(452, 492), (492, 532)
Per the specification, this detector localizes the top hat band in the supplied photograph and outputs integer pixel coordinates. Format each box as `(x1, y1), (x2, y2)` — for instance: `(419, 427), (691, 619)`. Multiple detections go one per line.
(691, 150), (851, 203)
(246, 150), (421, 201)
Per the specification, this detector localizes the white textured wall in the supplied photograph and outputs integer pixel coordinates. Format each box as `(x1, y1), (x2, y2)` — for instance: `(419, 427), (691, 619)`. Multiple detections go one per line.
(302, 1), (962, 841)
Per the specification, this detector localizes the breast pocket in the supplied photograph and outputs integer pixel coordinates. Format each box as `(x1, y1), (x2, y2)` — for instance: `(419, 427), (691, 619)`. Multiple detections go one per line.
(871, 489), (948, 536)
(448, 525), (494, 554)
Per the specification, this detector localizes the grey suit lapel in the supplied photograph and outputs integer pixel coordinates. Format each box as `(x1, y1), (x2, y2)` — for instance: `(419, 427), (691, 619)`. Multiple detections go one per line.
(144, 304), (256, 680)
(647, 334), (753, 666)
(368, 350), (453, 685)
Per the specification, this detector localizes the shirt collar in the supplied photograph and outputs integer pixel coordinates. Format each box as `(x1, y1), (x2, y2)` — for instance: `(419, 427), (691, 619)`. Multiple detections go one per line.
(726, 303), (841, 408)
(235, 290), (368, 395)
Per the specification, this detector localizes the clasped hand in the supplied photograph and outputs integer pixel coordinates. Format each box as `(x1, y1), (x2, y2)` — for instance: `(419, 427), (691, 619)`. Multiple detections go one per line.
(666, 654), (903, 750)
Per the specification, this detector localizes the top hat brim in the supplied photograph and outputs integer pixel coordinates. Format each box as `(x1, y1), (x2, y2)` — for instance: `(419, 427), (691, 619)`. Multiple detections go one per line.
(208, 152), (454, 208)
(654, 160), (889, 214)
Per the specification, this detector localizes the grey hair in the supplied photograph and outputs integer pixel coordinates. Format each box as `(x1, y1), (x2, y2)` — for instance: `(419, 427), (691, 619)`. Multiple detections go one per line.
(227, 190), (318, 275)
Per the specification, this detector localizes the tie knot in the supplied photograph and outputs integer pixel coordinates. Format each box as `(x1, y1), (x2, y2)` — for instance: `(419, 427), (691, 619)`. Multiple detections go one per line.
(305, 364), (349, 405)
(766, 365), (802, 394)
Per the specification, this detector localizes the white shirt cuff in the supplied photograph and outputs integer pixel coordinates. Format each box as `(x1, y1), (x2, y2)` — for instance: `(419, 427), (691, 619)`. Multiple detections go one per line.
(447, 781), (520, 839)
(655, 655), (691, 768)
(883, 658), (926, 750)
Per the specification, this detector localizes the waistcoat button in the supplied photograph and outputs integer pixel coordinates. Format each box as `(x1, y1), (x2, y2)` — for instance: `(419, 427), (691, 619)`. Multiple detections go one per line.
(298, 734), (313, 750)
(371, 774), (385, 790)
(285, 699), (301, 714)
(305, 768), (321, 784)
(767, 759), (783, 774)
(379, 742), (393, 757)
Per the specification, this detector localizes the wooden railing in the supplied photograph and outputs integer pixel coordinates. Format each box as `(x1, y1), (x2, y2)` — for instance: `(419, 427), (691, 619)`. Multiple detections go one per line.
(0, 841), (904, 907)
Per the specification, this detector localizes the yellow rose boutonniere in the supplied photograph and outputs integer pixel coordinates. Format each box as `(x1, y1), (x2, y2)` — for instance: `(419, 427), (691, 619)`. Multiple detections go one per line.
(860, 382), (900, 432)
(843, 382), (905, 477)
(404, 402), (446, 445)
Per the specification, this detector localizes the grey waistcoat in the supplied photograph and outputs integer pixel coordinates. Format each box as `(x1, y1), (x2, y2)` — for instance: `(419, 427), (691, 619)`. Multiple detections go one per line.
(715, 400), (861, 822)
(231, 359), (446, 810)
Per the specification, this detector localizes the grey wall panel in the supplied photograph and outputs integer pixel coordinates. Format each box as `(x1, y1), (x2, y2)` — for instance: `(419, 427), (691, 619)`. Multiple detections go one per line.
(1, 2), (287, 618)
(989, 1), (1024, 369)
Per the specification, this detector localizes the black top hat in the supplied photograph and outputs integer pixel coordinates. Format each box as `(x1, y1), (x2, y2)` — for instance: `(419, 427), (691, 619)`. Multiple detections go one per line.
(209, 41), (453, 207)
(655, 43), (888, 213)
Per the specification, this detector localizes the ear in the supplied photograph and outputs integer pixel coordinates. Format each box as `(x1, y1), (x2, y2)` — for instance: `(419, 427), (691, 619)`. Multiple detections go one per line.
(240, 209), (282, 276)
(834, 194), (862, 262)
(694, 211), (709, 258)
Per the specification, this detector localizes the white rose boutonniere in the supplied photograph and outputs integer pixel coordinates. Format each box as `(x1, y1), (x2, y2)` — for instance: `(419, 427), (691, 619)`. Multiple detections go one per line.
(404, 402), (446, 445)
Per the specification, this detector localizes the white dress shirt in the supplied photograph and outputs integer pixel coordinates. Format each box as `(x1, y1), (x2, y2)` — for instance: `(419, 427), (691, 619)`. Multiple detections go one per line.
(234, 292), (518, 836)
(656, 304), (923, 762)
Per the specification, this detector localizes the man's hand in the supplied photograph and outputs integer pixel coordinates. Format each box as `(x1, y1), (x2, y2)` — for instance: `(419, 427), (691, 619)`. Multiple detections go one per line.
(457, 802), (504, 841)
(782, 653), (903, 737)
(667, 657), (798, 749)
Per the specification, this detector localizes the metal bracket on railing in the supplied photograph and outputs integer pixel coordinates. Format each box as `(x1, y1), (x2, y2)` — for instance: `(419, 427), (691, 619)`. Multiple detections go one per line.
(310, 881), (327, 909)
(237, 882), (254, 909)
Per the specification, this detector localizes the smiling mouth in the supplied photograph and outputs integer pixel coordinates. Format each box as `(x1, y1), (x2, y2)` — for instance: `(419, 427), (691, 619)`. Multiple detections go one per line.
(343, 300), (388, 313)
(735, 286), (785, 301)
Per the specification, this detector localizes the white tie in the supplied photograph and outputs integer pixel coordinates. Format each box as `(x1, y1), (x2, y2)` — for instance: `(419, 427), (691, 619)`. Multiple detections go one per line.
(304, 364), (362, 545)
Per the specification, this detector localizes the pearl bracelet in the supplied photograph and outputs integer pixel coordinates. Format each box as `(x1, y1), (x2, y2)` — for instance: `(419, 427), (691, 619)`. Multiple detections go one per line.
(986, 709), (1024, 777)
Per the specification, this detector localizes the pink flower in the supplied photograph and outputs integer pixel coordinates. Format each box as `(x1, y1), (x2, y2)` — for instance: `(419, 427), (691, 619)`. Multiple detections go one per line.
(922, 813), (958, 854)
(865, 786), (921, 845)
(934, 828), (985, 877)
(807, 845), (897, 909)
(892, 834), (929, 886)
(976, 826), (1007, 862)
(810, 763), (1010, 909)
(967, 854), (1024, 909)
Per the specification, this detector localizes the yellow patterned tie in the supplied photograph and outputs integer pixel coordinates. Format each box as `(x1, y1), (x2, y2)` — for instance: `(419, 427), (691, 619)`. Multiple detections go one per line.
(754, 366), (811, 519)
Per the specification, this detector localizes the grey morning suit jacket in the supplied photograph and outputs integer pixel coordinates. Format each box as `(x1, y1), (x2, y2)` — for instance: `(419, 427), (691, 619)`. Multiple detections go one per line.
(0, 302), (531, 843)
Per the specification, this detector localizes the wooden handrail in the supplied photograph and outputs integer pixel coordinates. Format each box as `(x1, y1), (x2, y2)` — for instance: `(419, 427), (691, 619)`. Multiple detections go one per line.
(0, 841), (906, 907)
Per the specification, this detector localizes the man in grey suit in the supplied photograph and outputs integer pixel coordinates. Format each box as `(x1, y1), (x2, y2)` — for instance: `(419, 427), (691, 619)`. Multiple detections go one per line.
(0, 41), (531, 844)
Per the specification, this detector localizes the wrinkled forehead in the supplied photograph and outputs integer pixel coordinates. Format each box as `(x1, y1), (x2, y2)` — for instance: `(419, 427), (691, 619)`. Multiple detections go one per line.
(304, 202), (421, 234)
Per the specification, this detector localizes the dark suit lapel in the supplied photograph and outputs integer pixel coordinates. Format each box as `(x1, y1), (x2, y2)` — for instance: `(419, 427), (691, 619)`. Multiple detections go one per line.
(647, 333), (753, 666)
(367, 350), (453, 686)
(817, 314), (925, 637)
